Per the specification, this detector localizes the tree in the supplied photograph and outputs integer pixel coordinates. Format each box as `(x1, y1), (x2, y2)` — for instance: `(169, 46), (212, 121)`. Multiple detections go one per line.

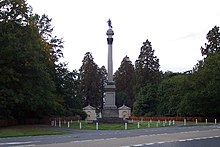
(114, 56), (135, 107)
(79, 52), (102, 108)
(98, 66), (107, 110)
(133, 84), (158, 116)
(201, 26), (220, 56)
(0, 0), (64, 119)
(134, 39), (161, 95)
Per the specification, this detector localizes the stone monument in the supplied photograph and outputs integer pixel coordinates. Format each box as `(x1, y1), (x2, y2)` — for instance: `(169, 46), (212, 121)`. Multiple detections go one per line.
(98, 19), (126, 123)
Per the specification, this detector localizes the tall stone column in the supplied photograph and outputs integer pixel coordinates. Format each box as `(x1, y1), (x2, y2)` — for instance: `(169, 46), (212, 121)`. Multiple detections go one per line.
(102, 20), (118, 118)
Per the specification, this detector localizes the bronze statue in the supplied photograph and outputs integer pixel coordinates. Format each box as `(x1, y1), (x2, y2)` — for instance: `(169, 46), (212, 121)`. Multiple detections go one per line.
(107, 19), (112, 28)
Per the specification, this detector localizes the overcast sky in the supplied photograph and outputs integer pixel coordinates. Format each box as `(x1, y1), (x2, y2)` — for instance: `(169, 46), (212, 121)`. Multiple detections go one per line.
(28, 0), (220, 73)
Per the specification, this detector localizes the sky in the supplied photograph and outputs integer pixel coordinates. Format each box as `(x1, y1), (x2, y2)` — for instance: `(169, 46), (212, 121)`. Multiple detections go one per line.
(27, 0), (220, 73)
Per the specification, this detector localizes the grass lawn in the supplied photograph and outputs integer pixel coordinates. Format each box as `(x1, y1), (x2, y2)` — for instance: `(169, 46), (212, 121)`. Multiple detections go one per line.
(0, 125), (69, 138)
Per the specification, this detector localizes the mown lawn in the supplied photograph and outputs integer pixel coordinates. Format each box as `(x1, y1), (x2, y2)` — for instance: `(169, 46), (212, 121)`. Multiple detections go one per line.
(0, 125), (69, 138)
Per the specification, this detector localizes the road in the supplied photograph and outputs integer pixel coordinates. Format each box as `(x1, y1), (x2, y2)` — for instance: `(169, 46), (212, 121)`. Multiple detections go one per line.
(0, 125), (219, 147)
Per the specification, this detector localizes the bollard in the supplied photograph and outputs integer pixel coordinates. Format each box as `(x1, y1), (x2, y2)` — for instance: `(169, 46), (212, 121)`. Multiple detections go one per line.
(59, 120), (61, 127)
(173, 120), (175, 125)
(96, 122), (99, 130)
(215, 119), (217, 125)
(71, 120), (73, 124)
(148, 122), (150, 128)
(169, 120), (171, 126)
(163, 121), (165, 127)
(150, 120), (152, 123)
(138, 122), (140, 129)
(141, 118), (143, 123)
(184, 119), (186, 126)
(125, 123), (128, 130)
(205, 119), (208, 124)
(132, 119), (134, 123)
(156, 122), (159, 127)
(196, 119), (198, 125)
(64, 120), (66, 124)
(51, 121), (54, 126)
(165, 120), (167, 124)
(54, 120), (57, 126)
(79, 122), (82, 129)
(68, 121), (70, 128)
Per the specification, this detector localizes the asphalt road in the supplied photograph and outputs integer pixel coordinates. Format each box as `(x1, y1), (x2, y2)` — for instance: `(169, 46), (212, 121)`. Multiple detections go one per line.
(0, 125), (219, 147)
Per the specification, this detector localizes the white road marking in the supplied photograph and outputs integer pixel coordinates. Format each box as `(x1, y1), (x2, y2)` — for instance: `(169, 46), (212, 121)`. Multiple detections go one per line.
(127, 135), (220, 147)
(0, 141), (39, 146)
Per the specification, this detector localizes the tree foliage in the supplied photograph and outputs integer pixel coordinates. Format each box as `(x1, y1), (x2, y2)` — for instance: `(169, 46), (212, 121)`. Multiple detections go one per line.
(134, 39), (161, 94)
(79, 52), (105, 109)
(114, 56), (135, 107)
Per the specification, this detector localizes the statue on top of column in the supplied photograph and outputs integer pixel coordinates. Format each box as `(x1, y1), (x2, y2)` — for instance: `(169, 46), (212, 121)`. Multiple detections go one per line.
(107, 19), (113, 29)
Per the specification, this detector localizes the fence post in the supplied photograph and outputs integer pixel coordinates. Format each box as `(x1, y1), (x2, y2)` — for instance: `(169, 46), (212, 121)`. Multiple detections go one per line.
(96, 122), (99, 130)
(196, 119), (198, 125)
(137, 122), (140, 128)
(205, 119), (208, 124)
(215, 119), (217, 125)
(125, 123), (127, 130)
(184, 119), (186, 126)
(59, 120), (61, 127)
(79, 122), (82, 129)
(68, 121), (70, 128)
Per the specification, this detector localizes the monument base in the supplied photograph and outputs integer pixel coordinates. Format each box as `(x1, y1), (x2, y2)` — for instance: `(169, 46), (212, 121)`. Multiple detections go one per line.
(97, 107), (128, 123)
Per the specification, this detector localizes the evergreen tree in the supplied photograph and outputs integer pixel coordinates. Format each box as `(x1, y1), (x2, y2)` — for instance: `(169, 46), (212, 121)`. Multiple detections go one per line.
(201, 26), (220, 56)
(114, 56), (135, 107)
(134, 39), (160, 94)
(79, 52), (102, 108)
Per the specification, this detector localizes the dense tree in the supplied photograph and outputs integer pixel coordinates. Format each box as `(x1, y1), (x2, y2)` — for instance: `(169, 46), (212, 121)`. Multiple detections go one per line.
(201, 26), (220, 56)
(133, 84), (158, 116)
(0, 0), (62, 119)
(114, 56), (135, 107)
(99, 66), (107, 109)
(79, 52), (102, 108)
(134, 39), (161, 94)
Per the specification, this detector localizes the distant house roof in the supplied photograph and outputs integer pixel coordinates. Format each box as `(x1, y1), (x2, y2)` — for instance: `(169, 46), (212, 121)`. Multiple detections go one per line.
(118, 104), (131, 110)
(83, 105), (96, 110)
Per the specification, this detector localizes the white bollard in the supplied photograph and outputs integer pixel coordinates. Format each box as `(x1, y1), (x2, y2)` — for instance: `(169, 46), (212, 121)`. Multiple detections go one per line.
(163, 121), (165, 127)
(215, 119), (217, 125)
(64, 120), (66, 124)
(184, 119), (186, 126)
(156, 122), (159, 127)
(173, 120), (175, 125)
(96, 122), (99, 130)
(51, 121), (54, 126)
(168, 120), (171, 126)
(132, 119), (134, 123)
(71, 120), (73, 124)
(148, 122), (150, 128)
(205, 119), (208, 124)
(138, 122), (140, 128)
(125, 123), (128, 130)
(67, 121), (70, 128)
(165, 120), (167, 124)
(79, 122), (82, 129)
(196, 119), (198, 125)
(59, 120), (61, 127)
(150, 120), (152, 123)
(54, 120), (57, 126)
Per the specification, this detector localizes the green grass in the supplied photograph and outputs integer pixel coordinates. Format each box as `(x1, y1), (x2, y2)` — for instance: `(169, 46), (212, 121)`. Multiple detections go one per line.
(0, 125), (69, 138)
